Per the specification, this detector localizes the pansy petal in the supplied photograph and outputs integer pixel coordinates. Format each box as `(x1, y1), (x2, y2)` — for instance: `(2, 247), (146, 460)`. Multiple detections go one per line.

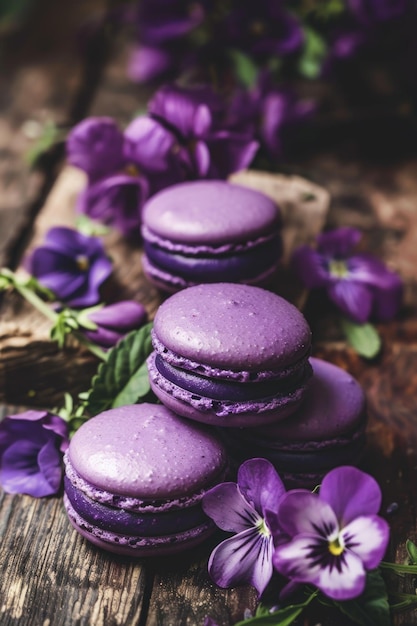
(36, 270), (86, 299)
(315, 549), (366, 600)
(277, 490), (338, 538)
(291, 247), (330, 288)
(1, 440), (53, 496)
(320, 466), (382, 525)
(206, 133), (259, 179)
(273, 534), (366, 600)
(37, 438), (64, 494)
(124, 116), (177, 172)
(238, 458), (286, 517)
(327, 279), (372, 323)
(202, 482), (261, 532)
(342, 515), (390, 569)
(193, 140), (211, 177)
(208, 526), (274, 595)
(317, 228), (361, 257)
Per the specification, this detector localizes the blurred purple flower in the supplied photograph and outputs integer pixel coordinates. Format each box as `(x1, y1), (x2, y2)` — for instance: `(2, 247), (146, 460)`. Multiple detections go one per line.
(202, 458), (286, 596)
(227, 78), (315, 160)
(127, 0), (205, 83)
(224, 0), (303, 60)
(292, 227), (403, 323)
(148, 84), (259, 180)
(0, 410), (69, 497)
(347, 0), (408, 25)
(29, 226), (112, 308)
(82, 300), (148, 348)
(66, 117), (125, 182)
(127, 44), (173, 83)
(273, 466), (390, 600)
(76, 173), (148, 239)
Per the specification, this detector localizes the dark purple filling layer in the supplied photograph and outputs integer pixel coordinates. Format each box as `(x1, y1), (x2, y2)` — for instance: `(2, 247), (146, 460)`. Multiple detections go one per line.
(221, 431), (366, 473)
(154, 354), (308, 402)
(64, 478), (208, 536)
(143, 235), (281, 282)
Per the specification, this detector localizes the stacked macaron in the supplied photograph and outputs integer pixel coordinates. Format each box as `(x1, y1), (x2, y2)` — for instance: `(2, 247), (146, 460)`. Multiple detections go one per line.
(220, 357), (367, 488)
(141, 180), (282, 292)
(63, 404), (228, 556)
(147, 282), (313, 427)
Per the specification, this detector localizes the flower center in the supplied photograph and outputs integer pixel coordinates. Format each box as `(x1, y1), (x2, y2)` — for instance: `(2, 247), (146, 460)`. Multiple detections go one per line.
(329, 259), (349, 279)
(76, 255), (90, 271)
(328, 536), (345, 556)
(125, 163), (140, 177)
(256, 518), (271, 538)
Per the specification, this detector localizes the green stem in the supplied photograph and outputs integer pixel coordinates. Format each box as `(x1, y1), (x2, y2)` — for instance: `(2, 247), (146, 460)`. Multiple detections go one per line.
(4, 270), (107, 362)
(73, 331), (108, 361)
(380, 561), (417, 575)
(14, 281), (57, 322)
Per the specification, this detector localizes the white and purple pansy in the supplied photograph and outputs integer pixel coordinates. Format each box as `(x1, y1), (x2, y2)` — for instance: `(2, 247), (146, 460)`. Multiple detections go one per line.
(202, 458), (286, 596)
(272, 466), (390, 601)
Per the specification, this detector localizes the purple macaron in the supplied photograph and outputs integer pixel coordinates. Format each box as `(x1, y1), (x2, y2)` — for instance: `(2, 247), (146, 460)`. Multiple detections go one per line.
(147, 283), (312, 427)
(63, 403), (228, 557)
(221, 358), (367, 488)
(141, 180), (282, 292)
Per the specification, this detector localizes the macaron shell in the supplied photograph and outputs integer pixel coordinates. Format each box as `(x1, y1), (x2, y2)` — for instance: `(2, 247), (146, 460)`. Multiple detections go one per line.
(142, 180), (280, 245)
(153, 283), (311, 371)
(68, 403), (227, 499)
(147, 369), (307, 427)
(64, 494), (215, 557)
(252, 357), (366, 442)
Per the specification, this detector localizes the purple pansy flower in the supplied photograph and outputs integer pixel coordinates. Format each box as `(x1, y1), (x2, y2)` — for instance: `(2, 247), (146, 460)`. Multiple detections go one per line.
(82, 300), (148, 348)
(292, 227), (403, 323)
(272, 466), (390, 601)
(29, 226), (112, 308)
(147, 84), (259, 181)
(0, 410), (69, 497)
(202, 458), (286, 596)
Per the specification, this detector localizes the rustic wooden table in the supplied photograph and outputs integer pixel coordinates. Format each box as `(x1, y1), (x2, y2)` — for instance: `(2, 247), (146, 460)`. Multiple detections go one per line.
(1, 3), (417, 625)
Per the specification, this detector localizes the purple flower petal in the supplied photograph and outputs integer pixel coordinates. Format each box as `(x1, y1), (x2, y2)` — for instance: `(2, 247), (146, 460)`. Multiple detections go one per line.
(76, 173), (148, 238)
(327, 279), (373, 323)
(238, 458), (286, 518)
(66, 117), (125, 180)
(319, 466), (383, 525)
(37, 437), (65, 494)
(124, 116), (178, 172)
(205, 132), (259, 178)
(1, 440), (57, 497)
(149, 85), (219, 139)
(277, 490), (338, 538)
(341, 515), (390, 569)
(208, 526), (274, 595)
(292, 247), (330, 289)
(273, 535), (367, 600)
(127, 44), (172, 83)
(88, 301), (147, 329)
(317, 228), (362, 257)
(202, 482), (261, 533)
(193, 140), (211, 177)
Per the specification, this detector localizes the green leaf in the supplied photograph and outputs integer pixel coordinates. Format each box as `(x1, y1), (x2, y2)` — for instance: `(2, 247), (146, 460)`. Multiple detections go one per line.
(340, 317), (382, 359)
(297, 27), (327, 79)
(406, 539), (417, 565)
(24, 120), (63, 166)
(330, 569), (391, 626)
(85, 322), (154, 416)
(75, 213), (110, 237)
(228, 49), (259, 88)
(234, 590), (317, 625)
